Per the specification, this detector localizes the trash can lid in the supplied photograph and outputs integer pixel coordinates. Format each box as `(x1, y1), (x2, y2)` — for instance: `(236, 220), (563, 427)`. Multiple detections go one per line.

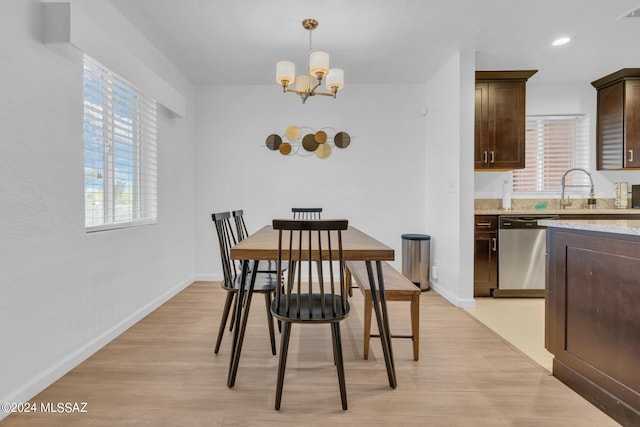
(401, 233), (431, 240)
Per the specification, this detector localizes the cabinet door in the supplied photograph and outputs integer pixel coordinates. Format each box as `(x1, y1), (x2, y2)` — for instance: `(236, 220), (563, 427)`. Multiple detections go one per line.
(488, 81), (526, 169)
(474, 231), (497, 296)
(597, 82), (624, 170)
(474, 83), (489, 169)
(625, 79), (640, 168)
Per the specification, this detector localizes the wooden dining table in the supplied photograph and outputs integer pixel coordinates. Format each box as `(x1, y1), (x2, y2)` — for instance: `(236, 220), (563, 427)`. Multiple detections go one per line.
(227, 224), (398, 389)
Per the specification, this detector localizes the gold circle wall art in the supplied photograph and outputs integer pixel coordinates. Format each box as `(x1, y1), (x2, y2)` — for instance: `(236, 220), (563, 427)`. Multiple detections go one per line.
(264, 126), (352, 158)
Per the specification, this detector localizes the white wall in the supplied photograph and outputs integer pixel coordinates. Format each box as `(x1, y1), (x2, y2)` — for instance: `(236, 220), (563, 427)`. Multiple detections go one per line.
(475, 81), (640, 199)
(0, 0), (196, 412)
(424, 52), (476, 307)
(194, 84), (427, 278)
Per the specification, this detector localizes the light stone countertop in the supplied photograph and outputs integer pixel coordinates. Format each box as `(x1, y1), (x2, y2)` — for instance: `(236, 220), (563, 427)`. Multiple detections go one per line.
(538, 219), (640, 236)
(475, 208), (640, 215)
(474, 198), (640, 215)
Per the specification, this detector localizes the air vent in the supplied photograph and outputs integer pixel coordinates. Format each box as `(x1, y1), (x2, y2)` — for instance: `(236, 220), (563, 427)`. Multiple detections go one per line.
(621, 5), (640, 18)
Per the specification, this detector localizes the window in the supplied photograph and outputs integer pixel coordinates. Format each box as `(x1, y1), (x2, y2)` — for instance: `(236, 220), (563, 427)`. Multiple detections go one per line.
(83, 55), (158, 231)
(513, 115), (589, 194)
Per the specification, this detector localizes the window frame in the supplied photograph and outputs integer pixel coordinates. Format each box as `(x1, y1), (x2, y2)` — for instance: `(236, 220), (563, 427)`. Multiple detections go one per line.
(83, 55), (158, 233)
(512, 114), (589, 196)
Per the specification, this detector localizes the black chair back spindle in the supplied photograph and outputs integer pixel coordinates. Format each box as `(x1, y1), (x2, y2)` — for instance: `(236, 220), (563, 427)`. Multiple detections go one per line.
(291, 207), (323, 220)
(231, 209), (249, 242)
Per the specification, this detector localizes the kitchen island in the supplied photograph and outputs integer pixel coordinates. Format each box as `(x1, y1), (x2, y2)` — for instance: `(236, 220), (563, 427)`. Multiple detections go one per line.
(540, 218), (640, 426)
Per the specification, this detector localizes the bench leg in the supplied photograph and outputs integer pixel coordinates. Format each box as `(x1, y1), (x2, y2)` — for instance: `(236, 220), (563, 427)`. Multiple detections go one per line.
(411, 294), (420, 361)
(363, 293), (372, 360)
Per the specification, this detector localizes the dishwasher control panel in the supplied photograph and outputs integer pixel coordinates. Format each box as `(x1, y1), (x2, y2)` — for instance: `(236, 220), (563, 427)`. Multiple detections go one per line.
(499, 215), (559, 229)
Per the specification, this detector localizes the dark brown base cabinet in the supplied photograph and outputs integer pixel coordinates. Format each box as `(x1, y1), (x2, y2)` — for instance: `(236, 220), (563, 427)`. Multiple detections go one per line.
(473, 216), (497, 296)
(546, 227), (640, 426)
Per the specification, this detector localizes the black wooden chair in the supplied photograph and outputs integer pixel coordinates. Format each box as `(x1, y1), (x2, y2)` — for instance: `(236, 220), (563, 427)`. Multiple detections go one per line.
(232, 209), (282, 273)
(271, 219), (350, 410)
(291, 207), (322, 219)
(211, 212), (278, 355)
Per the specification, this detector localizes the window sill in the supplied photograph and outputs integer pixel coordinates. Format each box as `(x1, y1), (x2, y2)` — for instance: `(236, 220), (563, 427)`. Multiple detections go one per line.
(86, 219), (157, 233)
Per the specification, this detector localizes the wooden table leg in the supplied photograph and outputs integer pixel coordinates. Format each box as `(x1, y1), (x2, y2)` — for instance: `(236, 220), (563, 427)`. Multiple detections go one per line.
(363, 293), (372, 360)
(411, 293), (420, 361)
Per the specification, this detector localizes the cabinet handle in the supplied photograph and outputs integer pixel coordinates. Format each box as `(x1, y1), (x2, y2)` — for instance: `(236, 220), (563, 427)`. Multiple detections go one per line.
(492, 237), (497, 252)
(476, 222), (491, 227)
(490, 151), (495, 164)
(629, 149), (634, 163)
(483, 151), (488, 164)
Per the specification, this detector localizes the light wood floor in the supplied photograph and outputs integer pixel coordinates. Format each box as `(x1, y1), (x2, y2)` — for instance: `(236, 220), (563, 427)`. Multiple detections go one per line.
(2, 281), (618, 426)
(465, 297), (554, 372)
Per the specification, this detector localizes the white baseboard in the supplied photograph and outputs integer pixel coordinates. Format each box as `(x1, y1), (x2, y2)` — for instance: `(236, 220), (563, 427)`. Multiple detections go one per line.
(193, 273), (222, 282)
(430, 282), (476, 308)
(0, 276), (195, 421)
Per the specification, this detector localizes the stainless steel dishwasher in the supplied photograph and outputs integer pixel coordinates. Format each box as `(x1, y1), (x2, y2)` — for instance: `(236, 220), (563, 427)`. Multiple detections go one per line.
(495, 215), (559, 297)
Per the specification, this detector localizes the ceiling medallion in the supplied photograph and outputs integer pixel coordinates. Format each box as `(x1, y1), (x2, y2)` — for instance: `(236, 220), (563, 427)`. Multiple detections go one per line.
(275, 19), (344, 104)
(265, 126), (351, 159)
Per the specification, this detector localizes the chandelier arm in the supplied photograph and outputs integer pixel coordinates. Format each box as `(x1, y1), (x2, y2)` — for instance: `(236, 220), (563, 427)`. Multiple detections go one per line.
(283, 87), (308, 95)
(314, 91), (338, 98)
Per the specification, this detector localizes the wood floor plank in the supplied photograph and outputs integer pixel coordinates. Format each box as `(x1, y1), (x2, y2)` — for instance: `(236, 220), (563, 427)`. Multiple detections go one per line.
(1, 281), (619, 426)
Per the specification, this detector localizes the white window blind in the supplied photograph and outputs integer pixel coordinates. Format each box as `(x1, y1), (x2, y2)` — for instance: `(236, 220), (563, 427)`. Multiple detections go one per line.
(513, 115), (589, 194)
(83, 55), (158, 231)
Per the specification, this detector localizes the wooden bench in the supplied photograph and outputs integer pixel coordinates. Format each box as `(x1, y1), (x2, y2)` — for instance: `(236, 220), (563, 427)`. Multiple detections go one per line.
(345, 261), (420, 361)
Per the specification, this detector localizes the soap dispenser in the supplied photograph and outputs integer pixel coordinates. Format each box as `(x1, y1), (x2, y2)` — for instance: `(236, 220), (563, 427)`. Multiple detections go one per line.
(502, 180), (512, 210)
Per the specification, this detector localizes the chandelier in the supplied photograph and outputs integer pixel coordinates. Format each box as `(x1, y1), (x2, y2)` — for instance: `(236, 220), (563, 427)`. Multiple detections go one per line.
(275, 19), (344, 104)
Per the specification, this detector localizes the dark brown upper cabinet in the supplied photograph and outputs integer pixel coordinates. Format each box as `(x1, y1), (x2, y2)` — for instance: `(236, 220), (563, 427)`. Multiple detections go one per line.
(592, 68), (640, 170)
(475, 70), (537, 171)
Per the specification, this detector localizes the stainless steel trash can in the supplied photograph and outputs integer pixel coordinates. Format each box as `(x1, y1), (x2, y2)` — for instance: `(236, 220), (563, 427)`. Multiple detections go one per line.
(401, 234), (431, 291)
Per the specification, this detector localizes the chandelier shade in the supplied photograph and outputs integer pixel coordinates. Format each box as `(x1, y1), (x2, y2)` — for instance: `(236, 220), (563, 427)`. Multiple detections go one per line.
(309, 51), (329, 77)
(275, 19), (344, 103)
(276, 61), (295, 86)
(326, 68), (344, 91)
(295, 74), (310, 91)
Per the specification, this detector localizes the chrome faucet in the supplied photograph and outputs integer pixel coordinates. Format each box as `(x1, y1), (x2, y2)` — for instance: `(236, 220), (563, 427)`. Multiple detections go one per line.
(560, 168), (595, 209)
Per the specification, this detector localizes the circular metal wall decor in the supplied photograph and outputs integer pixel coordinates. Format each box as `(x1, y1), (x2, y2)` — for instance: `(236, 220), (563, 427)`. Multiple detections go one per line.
(334, 132), (351, 148)
(265, 134), (282, 150)
(285, 125), (301, 141)
(264, 126), (352, 158)
(302, 134), (319, 151)
(314, 130), (327, 144)
(315, 143), (332, 159)
(279, 142), (292, 155)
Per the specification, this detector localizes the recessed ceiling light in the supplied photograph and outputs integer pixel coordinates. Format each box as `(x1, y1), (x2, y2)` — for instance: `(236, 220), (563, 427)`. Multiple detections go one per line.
(552, 37), (571, 46)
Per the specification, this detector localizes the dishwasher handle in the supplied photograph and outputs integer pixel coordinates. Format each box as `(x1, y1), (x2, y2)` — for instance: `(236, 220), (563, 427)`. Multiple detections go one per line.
(499, 216), (558, 229)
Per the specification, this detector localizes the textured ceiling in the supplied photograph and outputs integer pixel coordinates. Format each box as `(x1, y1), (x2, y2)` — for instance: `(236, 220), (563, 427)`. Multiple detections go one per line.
(107, 0), (640, 86)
